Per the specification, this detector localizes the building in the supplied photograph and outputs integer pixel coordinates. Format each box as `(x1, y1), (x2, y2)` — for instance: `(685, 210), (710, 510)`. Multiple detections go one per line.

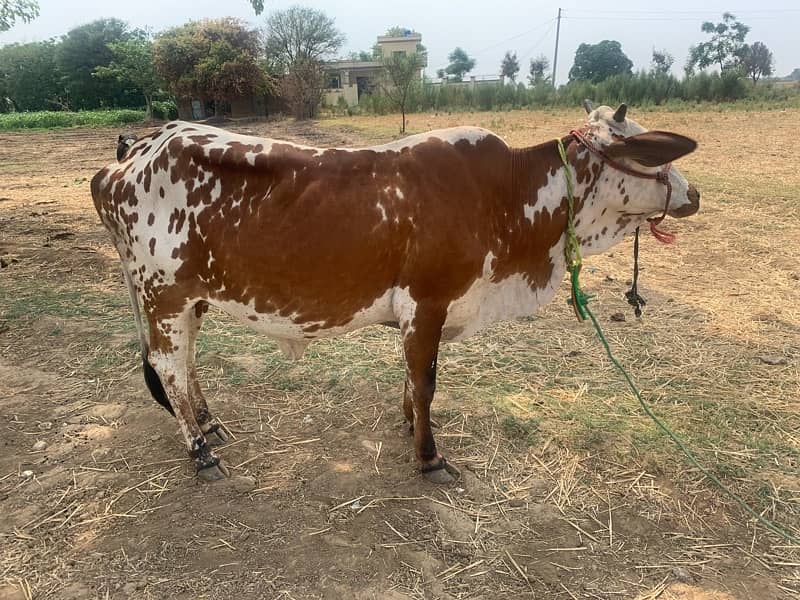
(323, 31), (426, 108)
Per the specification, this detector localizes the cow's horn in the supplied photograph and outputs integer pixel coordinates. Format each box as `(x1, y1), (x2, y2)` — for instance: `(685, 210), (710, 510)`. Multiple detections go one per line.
(583, 99), (594, 114)
(613, 103), (628, 123)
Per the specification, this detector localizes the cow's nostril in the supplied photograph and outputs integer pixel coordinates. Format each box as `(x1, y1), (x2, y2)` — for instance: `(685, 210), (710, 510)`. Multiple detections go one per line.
(687, 184), (700, 203)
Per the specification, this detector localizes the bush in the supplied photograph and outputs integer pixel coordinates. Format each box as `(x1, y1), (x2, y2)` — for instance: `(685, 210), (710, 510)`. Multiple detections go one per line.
(350, 70), (798, 118)
(151, 100), (178, 120)
(0, 109), (145, 130)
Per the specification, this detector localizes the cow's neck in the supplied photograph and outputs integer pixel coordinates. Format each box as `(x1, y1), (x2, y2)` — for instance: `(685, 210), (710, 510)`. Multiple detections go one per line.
(511, 137), (631, 262)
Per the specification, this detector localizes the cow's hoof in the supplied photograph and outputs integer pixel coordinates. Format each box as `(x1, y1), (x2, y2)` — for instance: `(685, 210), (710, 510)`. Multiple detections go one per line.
(198, 460), (230, 481)
(205, 424), (229, 446)
(420, 457), (460, 484)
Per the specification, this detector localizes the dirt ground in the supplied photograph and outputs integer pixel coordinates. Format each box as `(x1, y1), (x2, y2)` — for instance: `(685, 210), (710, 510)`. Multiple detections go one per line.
(1, 108), (799, 599)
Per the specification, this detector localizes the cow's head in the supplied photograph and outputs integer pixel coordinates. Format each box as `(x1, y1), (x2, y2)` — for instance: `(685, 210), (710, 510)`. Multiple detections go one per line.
(573, 101), (699, 254)
(117, 133), (138, 162)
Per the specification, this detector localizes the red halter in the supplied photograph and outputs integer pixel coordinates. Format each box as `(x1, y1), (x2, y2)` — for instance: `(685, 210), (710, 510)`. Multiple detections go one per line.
(569, 129), (675, 244)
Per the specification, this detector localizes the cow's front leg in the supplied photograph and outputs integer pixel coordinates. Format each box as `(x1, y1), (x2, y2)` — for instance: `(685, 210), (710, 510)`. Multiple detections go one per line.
(148, 309), (229, 481)
(401, 306), (460, 484)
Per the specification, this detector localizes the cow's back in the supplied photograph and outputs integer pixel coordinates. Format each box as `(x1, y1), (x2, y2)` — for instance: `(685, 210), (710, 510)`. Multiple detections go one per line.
(91, 122), (514, 337)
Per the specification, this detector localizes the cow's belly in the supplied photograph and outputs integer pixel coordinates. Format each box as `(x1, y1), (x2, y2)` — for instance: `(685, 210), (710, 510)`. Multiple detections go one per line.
(208, 288), (395, 358)
(443, 273), (560, 342)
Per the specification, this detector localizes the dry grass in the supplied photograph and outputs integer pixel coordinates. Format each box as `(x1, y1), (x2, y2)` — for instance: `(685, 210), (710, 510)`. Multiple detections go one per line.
(0, 108), (799, 598)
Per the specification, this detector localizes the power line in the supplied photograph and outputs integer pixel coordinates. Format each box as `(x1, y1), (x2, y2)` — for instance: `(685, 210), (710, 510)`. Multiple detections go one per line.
(564, 15), (797, 22)
(518, 21), (556, 63)
(471, 18), (555, 57)
(563, 8), (800, 15)
(562, 7), (800, 22)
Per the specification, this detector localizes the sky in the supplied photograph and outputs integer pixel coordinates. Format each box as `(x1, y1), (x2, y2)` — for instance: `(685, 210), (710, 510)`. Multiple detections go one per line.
(1, 1), (798, 85)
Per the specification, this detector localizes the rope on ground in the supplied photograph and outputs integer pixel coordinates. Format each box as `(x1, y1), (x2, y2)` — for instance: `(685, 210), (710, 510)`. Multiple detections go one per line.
(555, 137), (800, 545)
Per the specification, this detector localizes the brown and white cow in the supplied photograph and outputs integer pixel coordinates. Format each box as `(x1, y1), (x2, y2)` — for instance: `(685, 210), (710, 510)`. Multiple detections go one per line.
(91, 103), (699, 481)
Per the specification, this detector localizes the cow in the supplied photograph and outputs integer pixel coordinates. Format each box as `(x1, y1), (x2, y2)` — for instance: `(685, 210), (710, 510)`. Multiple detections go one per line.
(90, 102), (699, 482)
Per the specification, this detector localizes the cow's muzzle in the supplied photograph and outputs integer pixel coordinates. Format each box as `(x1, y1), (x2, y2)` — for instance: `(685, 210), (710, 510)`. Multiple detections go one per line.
(669, 184), (700, 219)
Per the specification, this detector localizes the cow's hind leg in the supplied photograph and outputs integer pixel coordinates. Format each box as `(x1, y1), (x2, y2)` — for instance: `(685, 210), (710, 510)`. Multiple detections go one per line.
(186, 301), (228, 446)
(147, 306), (229, 480)
(400, 304), (460, 484)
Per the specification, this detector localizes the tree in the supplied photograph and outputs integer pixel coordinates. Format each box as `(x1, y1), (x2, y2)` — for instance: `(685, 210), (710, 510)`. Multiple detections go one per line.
(154, 19), (270, 117)
(0, 0), (38, 32)
(384, 26), (408, 37)
(569, 40), (632, 83)
(265, 6), (344, 120)
(739, 41), (773, 85)
(281, 57), (324, 119)
(0, 40), (62, 111)
(686, 12), (749, 73)
(264, 6), (345, 68)
(788, 68), (800, 82)
(95, 32), (161, 120)
(650, 49), (674, 75)
(380, 51), (423, 133)
(347, 50), (374, 62)
(443, 47), (475, 82)
(57, 19), (141, 110)
(528, 55), (549, 85)
(500, 51), (520, 82)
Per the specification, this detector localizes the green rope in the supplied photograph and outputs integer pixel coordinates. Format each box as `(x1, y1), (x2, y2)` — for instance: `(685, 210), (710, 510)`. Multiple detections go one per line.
(558, 140), (594, 321)
(555, 138), (800, 545)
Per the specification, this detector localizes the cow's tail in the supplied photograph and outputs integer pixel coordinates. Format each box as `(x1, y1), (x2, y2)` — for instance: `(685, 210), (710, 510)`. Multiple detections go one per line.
(120, 265), (175, 416)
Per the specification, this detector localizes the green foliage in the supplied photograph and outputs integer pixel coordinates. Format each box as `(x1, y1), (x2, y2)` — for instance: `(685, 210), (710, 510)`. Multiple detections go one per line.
(528, 55), (549, 86)
(154, 18), (270, 116)
(151, 99), (178, 120)
(650, 49), (674, 76)
(500, 51), (520, 82)
(740, 42), (774, 85)
(356, 68), (792, 117)
(686, 12), (749, 73)
(348, 50), (376, 62)
(0, 40), (63, 112)
(94, 32), (162, 119)
(380, 51), (424, 132)
(0, 109), (144, 130)
(0, 0), (38, 32)
(443, 47), (476, 82)
(383, 26), (407, 36)
(569, 40), (633, 83)
(57, 18), (139, 110)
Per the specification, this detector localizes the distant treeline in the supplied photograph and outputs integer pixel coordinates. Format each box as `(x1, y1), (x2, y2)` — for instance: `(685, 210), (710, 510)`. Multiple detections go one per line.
(353, 71), (800, 116)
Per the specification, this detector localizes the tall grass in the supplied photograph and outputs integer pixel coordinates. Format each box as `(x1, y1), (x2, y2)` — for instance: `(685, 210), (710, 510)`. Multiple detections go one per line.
(0, 109), (146, 130)
(346, 71), (800, 115)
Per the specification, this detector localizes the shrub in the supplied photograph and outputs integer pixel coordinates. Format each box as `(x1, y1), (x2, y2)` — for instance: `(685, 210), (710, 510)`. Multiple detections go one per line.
(0, 109), (145, 130)
(151, 100), (178, 120)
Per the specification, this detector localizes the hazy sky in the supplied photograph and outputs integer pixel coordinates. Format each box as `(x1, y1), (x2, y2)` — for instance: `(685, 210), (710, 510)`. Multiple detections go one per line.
(1, 1), (798, 84)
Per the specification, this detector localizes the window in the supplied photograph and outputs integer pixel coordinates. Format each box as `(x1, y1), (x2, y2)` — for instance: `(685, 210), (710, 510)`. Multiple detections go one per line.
(393, 50), (406, 58)
(328, 75), (341, 89)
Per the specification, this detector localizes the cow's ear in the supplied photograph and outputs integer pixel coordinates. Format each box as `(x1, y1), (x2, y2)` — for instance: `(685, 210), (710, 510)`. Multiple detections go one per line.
(604, 131), (697, 167)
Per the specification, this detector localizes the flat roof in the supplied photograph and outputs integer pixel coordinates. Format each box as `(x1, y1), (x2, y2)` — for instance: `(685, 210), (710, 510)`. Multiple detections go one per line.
(377, 33), (422, 43)
(325, 60), (383, 69)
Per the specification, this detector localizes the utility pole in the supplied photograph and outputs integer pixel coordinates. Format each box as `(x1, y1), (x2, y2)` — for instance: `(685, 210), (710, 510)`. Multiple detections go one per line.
(552, 7), (562, 87)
